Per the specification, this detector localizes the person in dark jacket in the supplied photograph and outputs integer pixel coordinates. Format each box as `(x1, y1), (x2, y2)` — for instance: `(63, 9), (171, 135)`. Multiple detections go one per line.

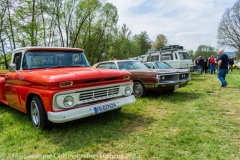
(193, 57), (199, 72)
(203, 56), (208, 74)
(198, 56), (205, 74)
(217, 48), (229, 87)
(228, 56), (234, 71)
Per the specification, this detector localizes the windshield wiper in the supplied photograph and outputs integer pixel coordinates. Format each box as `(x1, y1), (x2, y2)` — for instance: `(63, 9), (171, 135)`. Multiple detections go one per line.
(49, 65), (68, 68)
(50, 65), (91, 68)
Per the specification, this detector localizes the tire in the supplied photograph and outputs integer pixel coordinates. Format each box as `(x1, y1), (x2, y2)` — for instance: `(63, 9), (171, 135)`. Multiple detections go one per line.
(30, 96), (50, 129)
(133, 81), (146, 97)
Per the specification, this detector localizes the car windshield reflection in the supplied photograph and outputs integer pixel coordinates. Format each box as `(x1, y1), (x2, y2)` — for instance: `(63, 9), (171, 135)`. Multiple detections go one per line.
(22, 51), (90, 70)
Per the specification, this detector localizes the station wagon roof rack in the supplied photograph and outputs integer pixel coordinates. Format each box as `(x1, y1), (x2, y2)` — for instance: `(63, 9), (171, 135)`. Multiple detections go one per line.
(158, 45), (184, 52)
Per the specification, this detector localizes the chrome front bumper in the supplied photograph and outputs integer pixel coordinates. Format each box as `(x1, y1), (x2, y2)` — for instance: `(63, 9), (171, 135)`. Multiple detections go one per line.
(48, 95), (135, 123)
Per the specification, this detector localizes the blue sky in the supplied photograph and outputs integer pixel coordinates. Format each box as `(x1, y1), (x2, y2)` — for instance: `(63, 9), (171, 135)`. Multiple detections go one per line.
(106, 0), (237, 52)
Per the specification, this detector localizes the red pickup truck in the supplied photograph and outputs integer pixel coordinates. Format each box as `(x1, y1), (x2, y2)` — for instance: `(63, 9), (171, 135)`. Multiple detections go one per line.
(0, 47), (135, 129)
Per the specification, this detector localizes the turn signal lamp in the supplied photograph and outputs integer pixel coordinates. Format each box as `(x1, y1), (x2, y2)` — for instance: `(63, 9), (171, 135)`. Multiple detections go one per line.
(60, 81), (73, 87)
(123, 75), (130, 80)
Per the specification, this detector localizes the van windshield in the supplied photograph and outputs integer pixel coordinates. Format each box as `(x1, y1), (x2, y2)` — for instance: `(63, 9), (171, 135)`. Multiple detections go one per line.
(178, 52), (191, 60)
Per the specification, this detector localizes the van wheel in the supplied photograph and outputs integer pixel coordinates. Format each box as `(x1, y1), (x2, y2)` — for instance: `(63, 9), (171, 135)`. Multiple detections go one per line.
(133, 82), (146, 97)
(30, 96), (50, 129)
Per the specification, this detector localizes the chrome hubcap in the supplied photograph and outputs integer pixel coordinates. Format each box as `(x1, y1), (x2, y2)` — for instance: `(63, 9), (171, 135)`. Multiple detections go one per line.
(134, 84), (143, 96)
(31, 101), (40, 127)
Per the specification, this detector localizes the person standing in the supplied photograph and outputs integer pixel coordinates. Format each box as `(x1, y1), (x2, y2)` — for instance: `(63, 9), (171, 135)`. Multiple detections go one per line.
(198, 56), (205, 74)
(217, 48), (229, 87)
(228, 56), (234, 71)
(203, 56), (208, 74)
(209, 55), (215, 74)
(194, 57), (199, 72)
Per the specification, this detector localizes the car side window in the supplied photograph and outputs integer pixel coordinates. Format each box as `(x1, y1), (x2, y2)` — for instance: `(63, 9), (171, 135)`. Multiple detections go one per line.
(13, 53), (22, 70)
(161, 54), (173, 60)
(145, 63), (155, 69)
(97, 62), (117, 69)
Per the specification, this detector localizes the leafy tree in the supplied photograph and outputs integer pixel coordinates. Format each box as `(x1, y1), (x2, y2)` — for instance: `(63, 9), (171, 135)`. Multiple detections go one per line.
(152, 33), (167, 49)
(218, 0), (240, 51)
(194, 44), (218, 60)
(81, 1), (118, 64)
(108, 24), (132, 60)
(188, 50), (194, 60)
(236, 51), (240, 59)
(0, 0), (10, 69)
(133, 31), (152, 55)
(0, 0), (155, 65)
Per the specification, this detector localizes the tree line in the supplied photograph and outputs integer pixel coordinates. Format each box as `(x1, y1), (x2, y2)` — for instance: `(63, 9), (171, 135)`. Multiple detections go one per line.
(2, 0), (240, 69)
(0, 0), (156, 69)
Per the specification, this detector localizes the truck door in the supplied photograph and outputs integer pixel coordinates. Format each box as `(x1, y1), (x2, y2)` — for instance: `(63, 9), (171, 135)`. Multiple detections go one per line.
(5, 52), (25, 111)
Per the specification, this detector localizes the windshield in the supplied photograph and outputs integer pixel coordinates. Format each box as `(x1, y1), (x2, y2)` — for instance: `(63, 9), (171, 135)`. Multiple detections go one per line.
(178, 52), (191, 60)
(155, 62), (172, 69)
(22, 51), (90, 70)
(117, 61), (148, 70)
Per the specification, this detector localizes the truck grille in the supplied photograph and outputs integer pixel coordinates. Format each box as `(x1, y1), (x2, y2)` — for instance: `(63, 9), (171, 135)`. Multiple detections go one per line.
(78, 86), (120, 102)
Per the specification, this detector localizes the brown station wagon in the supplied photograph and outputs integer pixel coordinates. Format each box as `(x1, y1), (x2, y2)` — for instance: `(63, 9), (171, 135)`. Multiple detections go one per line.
(92, 60), (191, 97)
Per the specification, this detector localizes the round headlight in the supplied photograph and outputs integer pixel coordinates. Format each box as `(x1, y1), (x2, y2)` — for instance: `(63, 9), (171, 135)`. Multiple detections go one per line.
(63, 96), (74, 108)
(125, 86), (131, 96)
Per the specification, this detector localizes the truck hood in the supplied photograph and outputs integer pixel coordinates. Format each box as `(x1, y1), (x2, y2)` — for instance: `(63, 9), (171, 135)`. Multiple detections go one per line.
(20, 67), (131, 89)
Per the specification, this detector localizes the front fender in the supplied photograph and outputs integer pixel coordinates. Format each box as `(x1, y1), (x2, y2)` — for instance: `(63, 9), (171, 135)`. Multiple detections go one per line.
(0, 77), (6, 100)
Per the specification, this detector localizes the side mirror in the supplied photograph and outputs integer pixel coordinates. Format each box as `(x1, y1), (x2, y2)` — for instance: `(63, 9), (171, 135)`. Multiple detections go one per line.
(9, 63), (17, 72)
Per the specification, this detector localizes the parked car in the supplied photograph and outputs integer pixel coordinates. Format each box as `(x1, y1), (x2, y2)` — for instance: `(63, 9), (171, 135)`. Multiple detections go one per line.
(92, 60), (191, 97)
(233, 61), (240, 70)
(144, 61), (173, 69)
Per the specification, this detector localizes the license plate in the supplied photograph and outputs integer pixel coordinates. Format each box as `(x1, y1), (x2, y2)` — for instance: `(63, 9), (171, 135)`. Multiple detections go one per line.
(174, 84), (179, 89)
(94, 103), (117, 114)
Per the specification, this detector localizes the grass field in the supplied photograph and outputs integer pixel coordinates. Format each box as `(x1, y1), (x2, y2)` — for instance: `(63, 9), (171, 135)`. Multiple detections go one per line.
(1, 70), (240, 159)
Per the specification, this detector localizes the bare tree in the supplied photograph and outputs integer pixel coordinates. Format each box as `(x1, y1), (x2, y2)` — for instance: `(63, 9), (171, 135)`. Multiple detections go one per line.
(218, 0), (240, 51)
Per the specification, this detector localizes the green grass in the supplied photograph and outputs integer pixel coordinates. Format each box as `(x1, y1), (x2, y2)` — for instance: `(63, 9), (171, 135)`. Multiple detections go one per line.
(1, 70), (240, 159)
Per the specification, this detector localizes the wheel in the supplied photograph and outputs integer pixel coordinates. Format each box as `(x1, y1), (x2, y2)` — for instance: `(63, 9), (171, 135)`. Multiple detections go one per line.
(133, 81), (146, 97)
(30, 96), (50, 129)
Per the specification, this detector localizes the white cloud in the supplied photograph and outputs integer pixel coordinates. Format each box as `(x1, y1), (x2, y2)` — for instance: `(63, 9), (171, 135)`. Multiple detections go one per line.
(106, 0), (237, 51)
